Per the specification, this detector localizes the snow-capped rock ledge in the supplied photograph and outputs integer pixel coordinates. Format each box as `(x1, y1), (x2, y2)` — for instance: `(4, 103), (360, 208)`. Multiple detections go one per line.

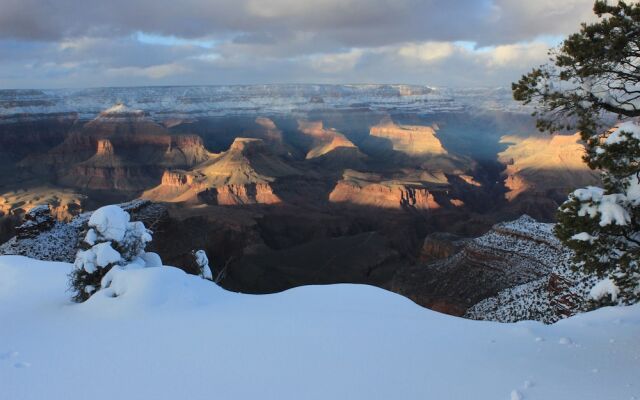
(0, 256), (638, 400)
(465, 216), (596, 323)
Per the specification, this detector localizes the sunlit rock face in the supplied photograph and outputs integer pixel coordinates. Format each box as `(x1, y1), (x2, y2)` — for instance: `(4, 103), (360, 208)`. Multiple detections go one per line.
(329, 169), (444, 210)
(296, 119), (368, 168)
(142, 138), (299, 205)
(498, 133), (600, 202)
(0, 187), (86, 222)
(369, 116), (446, 157)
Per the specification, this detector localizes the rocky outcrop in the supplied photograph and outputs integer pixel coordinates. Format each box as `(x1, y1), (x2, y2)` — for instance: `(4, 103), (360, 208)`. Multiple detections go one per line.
(143, 138), (297, 205)
(96, 139), (114, 156)
(161, 170), (204, 188)
(28, 104), (211, 192)
(164, 135), (210, 167)
(391, 215), (570, 315)
(255, 117), (284, 143)
(214, 183), (281, 205)
(297, 120), (356, 158)
(419, 232), (465, 263)
(369, 116), (446, 156)
(297, 120), (366, 168)
(329, 170), (444, 210)
(462, 216), (595, 324)
(499, 133), (600, 202)
(0, 187), (86, 222)
(15, 205), (55, 239)
(330, 181), (440, 210)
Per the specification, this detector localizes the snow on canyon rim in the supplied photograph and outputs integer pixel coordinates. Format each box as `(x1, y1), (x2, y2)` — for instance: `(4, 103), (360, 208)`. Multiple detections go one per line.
(1, 256), (639, 400)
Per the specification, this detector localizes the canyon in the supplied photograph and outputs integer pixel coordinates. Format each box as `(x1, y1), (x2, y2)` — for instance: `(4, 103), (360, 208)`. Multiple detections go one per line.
(0, 85), (601, 318)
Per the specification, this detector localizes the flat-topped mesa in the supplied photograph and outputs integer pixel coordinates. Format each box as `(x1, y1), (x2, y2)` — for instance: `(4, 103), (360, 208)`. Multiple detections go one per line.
(498, 132), (600, 202)
(369, 116), (446, 156)
(329, 169), (445, 210)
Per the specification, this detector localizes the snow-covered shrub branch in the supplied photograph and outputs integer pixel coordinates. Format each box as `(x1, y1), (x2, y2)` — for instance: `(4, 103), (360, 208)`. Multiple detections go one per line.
(69, 205), (163, 302)
(556, 123), (640, 305)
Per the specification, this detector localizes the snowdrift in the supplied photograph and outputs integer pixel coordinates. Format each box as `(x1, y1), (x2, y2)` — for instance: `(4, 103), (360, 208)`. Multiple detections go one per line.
(1, 256), (639, 400)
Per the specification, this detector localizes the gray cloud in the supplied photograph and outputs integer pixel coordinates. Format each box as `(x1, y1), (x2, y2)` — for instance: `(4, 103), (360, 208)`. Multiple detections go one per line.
(0, 0), (600, 88)
(0, 0), (595, 45)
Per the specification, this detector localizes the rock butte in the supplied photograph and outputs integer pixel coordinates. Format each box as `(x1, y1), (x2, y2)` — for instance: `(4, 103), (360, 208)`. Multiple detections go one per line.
(369, 117), (446, 156)
(297, 120), (362, 159)
(27, 104), (210, 192)
(142, 138), (299, 205)
(329, 169), (443, 210)
(498, 133), (600, 201)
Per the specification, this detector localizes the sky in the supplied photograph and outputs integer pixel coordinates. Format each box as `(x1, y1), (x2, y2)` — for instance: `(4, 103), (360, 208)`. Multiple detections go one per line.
(0, 0), (600, 89)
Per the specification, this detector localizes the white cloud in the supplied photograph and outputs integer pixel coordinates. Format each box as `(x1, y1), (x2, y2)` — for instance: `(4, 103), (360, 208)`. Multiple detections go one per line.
(397, 42), (456, 64)
(483, 42), (549, 68)
(308, 49), (363, 73)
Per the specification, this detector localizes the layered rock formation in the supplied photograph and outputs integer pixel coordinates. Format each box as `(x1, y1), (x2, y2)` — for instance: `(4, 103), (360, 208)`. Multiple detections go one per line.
(31, 104), (210, 192)
(464, 216), (595, 323)
(329, 170), (445, 210)
(391, 215), (570, 315)
(255, 117), (284, 144)
(297, 120), (366, 168)
(328, 169), (473, 211)
(243, 117), (294, 156)
(366, 116), (477, 177)
(143, 138), (300, 205)
(498, 133), (600, 202)
(369, 117), (446, 156)
(0, 187), (86, 221)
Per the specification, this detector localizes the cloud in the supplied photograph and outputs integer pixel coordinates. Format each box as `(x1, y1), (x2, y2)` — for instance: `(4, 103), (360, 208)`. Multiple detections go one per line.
(308, 49), (364, 73)
(0, 0), (595, 45)
(0, 0), (602, 88)
(397, 42), (456, 64)
(483, 42), (550, 68)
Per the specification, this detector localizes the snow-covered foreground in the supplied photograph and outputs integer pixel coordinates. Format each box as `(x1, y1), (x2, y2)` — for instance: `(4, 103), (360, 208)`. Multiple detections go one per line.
(1, 256), (639, 400)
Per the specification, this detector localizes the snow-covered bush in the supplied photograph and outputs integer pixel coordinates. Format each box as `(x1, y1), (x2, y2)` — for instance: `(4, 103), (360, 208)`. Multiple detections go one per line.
(555, 123), (640, 306)
(69, 205), (162, 302)
(193, 250), (212, 280)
